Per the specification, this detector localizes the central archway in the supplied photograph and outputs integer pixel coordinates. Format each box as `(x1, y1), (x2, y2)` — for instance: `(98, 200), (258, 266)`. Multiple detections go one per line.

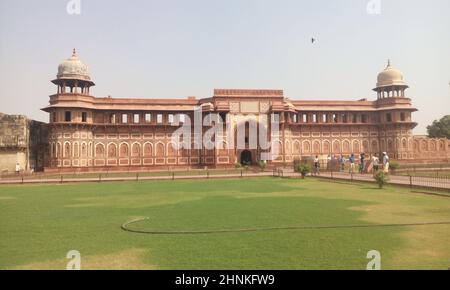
(241, 150), (252, 165)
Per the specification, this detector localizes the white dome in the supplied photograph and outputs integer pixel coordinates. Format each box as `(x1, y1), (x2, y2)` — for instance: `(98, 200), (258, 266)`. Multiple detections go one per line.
(57, 49), (91, 81)
(376, 60), (407, 88)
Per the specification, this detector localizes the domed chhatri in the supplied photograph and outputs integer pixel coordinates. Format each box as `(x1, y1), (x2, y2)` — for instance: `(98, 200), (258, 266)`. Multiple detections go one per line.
(376, 60), (408, 88)
(51, 49), (95, 95)
(373, 60), (409, 99)
(57, 49), (91, 81)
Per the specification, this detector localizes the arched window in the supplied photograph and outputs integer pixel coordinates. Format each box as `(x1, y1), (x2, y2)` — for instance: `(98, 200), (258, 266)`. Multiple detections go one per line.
(143, 143), (153, 157)
(108, 143), (117, 158)
(131, 143), (140, 157)
(156, 143), (165, 157)
(120, 143), (129, 157)
(64, 142), (71, 158)
(95, 143), (105, 158)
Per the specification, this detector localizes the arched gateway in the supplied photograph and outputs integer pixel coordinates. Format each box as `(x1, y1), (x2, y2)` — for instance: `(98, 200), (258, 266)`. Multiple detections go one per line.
(240, 150), (252, 165)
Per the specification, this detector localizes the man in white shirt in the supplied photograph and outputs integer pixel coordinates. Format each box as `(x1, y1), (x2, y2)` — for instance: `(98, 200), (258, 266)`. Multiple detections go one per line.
(372, 154), (380, 172)
(382, 152), (390, 173)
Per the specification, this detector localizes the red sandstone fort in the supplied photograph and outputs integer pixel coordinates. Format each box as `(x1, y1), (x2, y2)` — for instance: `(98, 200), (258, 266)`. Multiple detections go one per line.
(1, 50), (449, 172)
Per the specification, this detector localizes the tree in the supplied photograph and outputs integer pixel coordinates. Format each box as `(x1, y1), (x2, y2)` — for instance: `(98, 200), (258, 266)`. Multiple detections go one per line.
(373, 171), (389, 189)
(295, 163), (311, 179)
(257, 160), (267, 172)
(427, 115), (450, 139)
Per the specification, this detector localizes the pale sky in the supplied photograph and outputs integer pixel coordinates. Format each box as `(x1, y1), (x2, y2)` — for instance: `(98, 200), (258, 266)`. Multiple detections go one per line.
(0, 0), (449, 134)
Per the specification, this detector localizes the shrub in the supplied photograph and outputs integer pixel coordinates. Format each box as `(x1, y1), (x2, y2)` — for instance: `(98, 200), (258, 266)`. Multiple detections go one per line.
(373, 171), (389, 189)
(295, 163), (311, 178)
(235, 162), (242, 169)
(257, 160), (267, 171)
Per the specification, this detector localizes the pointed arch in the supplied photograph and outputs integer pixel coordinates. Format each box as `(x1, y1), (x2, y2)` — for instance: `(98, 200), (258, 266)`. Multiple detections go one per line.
(342, 139), (350, 153)
(64, 141), (71, 158)
(119, 142), (129, 157)
(302, 140), (311, 154)
(312, 140), (321, 154)
(143, 142), (153, 157)
(131, 142), (141, 157)
(81, 142), (87, 157)
(352, 140), (360, 153)
(95, 143), (105, 158)
(387, 138), (394, 151)
(371, 140), (379, 153)
(73, 142), (79, 158)
(167, 142), (177, 157)
(430, 140), (437, 151)
(292, 140), (301, 154)
(401, 138), (407, 150)
(322, 140), (331, 154)
(107, 143), (117, 158)
(362, 140), (369, 153)
(332, 140), (341, 154)
(285, 140), (291, 154)
(155, 142), (165, 157)
(57, 142), (62, 158)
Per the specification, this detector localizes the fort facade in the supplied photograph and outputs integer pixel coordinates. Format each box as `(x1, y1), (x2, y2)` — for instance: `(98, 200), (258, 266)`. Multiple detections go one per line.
(35, 50), (449, 172)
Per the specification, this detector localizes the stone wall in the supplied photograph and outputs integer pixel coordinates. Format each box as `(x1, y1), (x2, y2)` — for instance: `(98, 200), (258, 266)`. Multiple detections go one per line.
(0, 113), (48, 173)
(412, 136), (450, 162)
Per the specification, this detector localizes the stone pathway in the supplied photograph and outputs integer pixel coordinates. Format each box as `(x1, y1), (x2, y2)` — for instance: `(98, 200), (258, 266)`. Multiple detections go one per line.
(309, 171), (450, 191)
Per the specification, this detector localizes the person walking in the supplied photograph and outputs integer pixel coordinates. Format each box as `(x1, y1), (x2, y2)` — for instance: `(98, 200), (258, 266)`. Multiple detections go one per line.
(372, 153), (380, 172)
(15, 162), (20, 175)
(314, 155), (320, 175)
(339, 155), (345, 172)
(349, 154), (355, 174)
(359, 153), (365, 174)
(382, 152), (390, 174)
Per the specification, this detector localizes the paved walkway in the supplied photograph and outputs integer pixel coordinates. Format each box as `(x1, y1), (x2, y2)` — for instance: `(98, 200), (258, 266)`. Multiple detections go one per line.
(310, 171), (450, 191)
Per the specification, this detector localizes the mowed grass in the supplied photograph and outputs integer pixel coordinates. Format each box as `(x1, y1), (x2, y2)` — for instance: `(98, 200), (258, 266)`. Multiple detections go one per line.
(0, 178), (449, 270)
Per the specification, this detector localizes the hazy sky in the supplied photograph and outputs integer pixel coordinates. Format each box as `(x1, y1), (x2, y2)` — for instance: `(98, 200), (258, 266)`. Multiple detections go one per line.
(0, 0), (449, 134)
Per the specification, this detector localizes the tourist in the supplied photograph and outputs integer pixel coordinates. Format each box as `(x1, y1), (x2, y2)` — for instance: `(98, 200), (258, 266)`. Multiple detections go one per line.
(15, 162), (20, 175)
(349, 154), (355, 173)
(339, 155), (345, 172)
(359, 153), (365, 174)
(314, 155), (320, 175)
(382, 152), (390, 173)
(372, 154), (380, 172)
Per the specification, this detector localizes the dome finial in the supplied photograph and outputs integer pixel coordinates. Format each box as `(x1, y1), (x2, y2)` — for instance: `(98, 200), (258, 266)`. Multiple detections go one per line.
(72, 48), (77, 57)
(387, 59), (391, 68)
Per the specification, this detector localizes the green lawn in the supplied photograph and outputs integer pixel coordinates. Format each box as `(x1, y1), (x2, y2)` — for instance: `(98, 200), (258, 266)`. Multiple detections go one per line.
(0, 178), (449, 270)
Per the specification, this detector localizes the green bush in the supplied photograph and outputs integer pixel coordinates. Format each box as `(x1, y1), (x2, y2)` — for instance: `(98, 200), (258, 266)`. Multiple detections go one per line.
(374, 171), (389, 189)
(235, 162), (242, 169)
(257, 160), (267, 171)
(295, 163), (311, 178)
